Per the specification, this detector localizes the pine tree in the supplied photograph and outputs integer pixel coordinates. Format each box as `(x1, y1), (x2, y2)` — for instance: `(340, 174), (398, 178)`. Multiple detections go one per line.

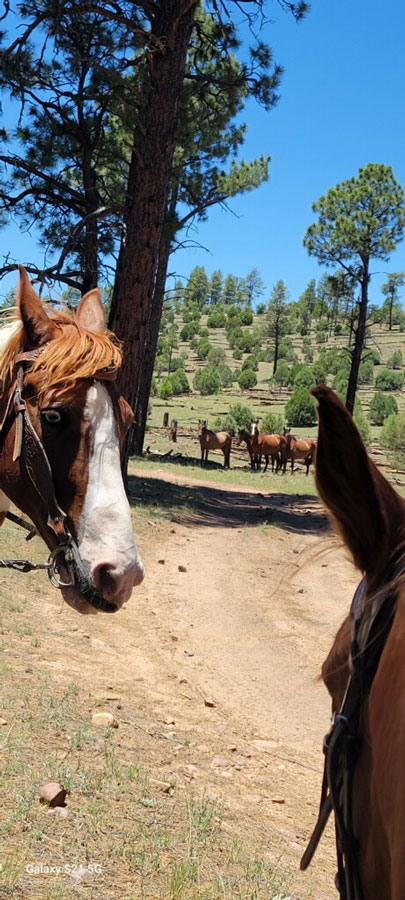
(304, 164), (405, 413)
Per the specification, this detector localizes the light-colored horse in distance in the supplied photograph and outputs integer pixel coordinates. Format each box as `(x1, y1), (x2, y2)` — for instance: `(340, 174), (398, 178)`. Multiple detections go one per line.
(198, 421), (231, 469)
(284, 429), (316, 475)
(250, 423), (287, 473)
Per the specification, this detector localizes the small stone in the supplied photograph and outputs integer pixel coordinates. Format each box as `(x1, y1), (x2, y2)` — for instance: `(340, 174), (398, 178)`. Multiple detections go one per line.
(0, 717), (8, 726)
(220, 770), (233, 778)
(92, 712), (118, 728)
(158, 559), (165, 565)
(203, 696), (215, 708)
(227, 744), (237, 752)
(39, 782), (68, 808)
(212, 756), (229, 768)
(163, 716), (175, 725)
(271, 797), (285, 804)
(184, 650), (194, 657)
(24, 667), (33, 674)
(150, 778), (172, 793)
(70, 625), (79, 632)
(196, 744), (210, 753)
(82, 633), (91, 639)
(178, 565), (187, 573)
(53, 806), (70, 818)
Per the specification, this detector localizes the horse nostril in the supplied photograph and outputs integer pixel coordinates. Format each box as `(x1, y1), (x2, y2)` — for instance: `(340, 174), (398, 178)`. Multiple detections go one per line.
(93, 564), (116, 595)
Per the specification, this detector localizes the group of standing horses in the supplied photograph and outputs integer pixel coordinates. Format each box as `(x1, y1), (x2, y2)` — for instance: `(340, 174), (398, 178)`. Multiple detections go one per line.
(3, 267), (404, 900)
(198, 419), (316, 475)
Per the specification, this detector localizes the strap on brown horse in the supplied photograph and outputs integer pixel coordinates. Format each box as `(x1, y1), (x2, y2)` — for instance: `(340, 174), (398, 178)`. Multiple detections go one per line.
(301, 572), (399, 900)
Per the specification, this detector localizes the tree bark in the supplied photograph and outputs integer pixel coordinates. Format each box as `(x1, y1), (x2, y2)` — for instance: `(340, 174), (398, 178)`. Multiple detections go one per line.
(345, 260), (369, 415)
(108, 1), (197, 473)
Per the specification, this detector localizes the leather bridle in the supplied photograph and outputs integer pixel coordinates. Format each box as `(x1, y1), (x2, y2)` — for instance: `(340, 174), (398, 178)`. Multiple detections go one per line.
(0, 350), (120, 612)
(301, 568), (400, 899)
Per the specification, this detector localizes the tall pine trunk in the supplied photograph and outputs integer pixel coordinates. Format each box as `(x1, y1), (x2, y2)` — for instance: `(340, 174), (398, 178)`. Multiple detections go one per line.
(345, 260), (369, 415)
(108, 1), (197, 474)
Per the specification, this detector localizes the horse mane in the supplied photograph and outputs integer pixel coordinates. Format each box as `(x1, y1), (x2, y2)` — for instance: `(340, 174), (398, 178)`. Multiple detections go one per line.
(0, 306), (122, 395)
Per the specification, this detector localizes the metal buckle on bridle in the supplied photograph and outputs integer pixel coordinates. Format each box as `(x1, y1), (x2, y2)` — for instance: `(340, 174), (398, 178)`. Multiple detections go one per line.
(47, 538), (76, 589)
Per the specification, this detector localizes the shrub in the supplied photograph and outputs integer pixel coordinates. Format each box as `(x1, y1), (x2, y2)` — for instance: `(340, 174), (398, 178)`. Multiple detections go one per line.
(170, 356), (185, 373)
(241, 354), (259, 372)
(311, 362), (327, 384)
(218, 363), (234, 388)
(159, 376), (173, 400)
(285, 387), (317, 427)
(369, 391), (398, 425)
(294, 366), (315, 389)
(227, 325), (243, 348)
(238, 368), (257, 390)
(364, 349), (381, 366)
(232, 347), (243, 360)
(180, 321), (199, 341)
(380, 412), (405, 454)
(353, 399), (371, 445)
(170, 369), (190, 394)
(227, 402), (253, 430)
(261, 411), (285, 434)
(387, 349), (403, 369)
(151, 375), (158, 396)
(375, 369), (404, 391)
(239, 308), (253, 325)
(207, 346), (226, 366)
(272, 359), (290, 389)
(358, 360), (374, 384)
(207, 310), (227, 328)
(278, 337), (294, 361)
(212, 413), (237, 435)
(237, 330), (257, 354)
(193, 366), (222, 395)
(332, 369), (349, 396)
(256, 303), (266, 315)
(196, 338), (212, 359)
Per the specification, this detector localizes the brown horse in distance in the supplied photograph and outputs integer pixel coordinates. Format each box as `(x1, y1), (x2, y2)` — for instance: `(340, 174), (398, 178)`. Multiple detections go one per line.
(250, 423), (287, 473)
(306, 385), (405, 899)
(284, 431), (316, 475)
(237, 428), (269, 471)
(198, 421), (231, 468)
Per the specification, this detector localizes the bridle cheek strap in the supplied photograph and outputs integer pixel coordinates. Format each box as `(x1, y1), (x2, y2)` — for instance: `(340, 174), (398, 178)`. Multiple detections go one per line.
(12, 365), (67, 536)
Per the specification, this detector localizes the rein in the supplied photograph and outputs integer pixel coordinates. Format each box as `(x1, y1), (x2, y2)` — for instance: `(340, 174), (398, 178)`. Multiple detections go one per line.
(0, 351), (118, 612)
(301, 569), (400, 899)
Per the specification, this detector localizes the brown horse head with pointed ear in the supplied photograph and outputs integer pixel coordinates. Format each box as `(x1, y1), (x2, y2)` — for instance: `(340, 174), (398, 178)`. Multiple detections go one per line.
(0, 267), (144, 615)
(310, 385), (405, 898)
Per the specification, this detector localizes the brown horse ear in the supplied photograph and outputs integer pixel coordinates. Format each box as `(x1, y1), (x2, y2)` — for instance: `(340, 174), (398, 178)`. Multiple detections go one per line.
(17, 265), (59, 348)
(76, 288), (105, 333)
(312, 385), (405, 578)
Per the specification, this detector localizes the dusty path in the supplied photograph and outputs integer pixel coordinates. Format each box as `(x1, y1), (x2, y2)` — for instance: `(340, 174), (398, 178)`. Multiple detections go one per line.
(7, 467), (360, 898)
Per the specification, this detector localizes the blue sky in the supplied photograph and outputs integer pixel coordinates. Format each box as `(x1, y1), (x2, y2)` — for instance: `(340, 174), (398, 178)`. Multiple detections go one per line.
(1, 0), (405, 304)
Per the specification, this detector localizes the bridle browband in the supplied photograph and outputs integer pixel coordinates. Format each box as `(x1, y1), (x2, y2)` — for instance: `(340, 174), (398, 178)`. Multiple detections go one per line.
(0, 348), (119, 612)
(301, 563), (402, 899)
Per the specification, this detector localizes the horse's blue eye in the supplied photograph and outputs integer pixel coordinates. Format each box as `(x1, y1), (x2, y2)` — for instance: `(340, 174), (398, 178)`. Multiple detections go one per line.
(42, 410), (62, 424)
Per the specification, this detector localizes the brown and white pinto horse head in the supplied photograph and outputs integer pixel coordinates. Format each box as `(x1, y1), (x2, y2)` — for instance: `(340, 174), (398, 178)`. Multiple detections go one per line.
(0, 267), (144, 615)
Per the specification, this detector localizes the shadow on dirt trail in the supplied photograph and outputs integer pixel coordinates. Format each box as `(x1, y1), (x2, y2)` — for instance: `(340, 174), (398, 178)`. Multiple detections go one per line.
(128, 472), (329, 534)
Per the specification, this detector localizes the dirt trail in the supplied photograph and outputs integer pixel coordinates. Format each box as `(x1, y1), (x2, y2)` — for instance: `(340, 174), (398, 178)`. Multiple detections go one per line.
(15, 467), (360, 898)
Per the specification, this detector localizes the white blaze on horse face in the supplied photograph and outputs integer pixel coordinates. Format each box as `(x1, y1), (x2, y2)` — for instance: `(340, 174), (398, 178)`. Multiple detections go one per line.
(78, 383), (144, 606)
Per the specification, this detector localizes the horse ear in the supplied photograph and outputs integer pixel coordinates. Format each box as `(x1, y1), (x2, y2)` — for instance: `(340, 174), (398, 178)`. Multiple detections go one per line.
(312, 385), (405, 578)
(76, 288), (106, 333)
(17, 266), (59, 348)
